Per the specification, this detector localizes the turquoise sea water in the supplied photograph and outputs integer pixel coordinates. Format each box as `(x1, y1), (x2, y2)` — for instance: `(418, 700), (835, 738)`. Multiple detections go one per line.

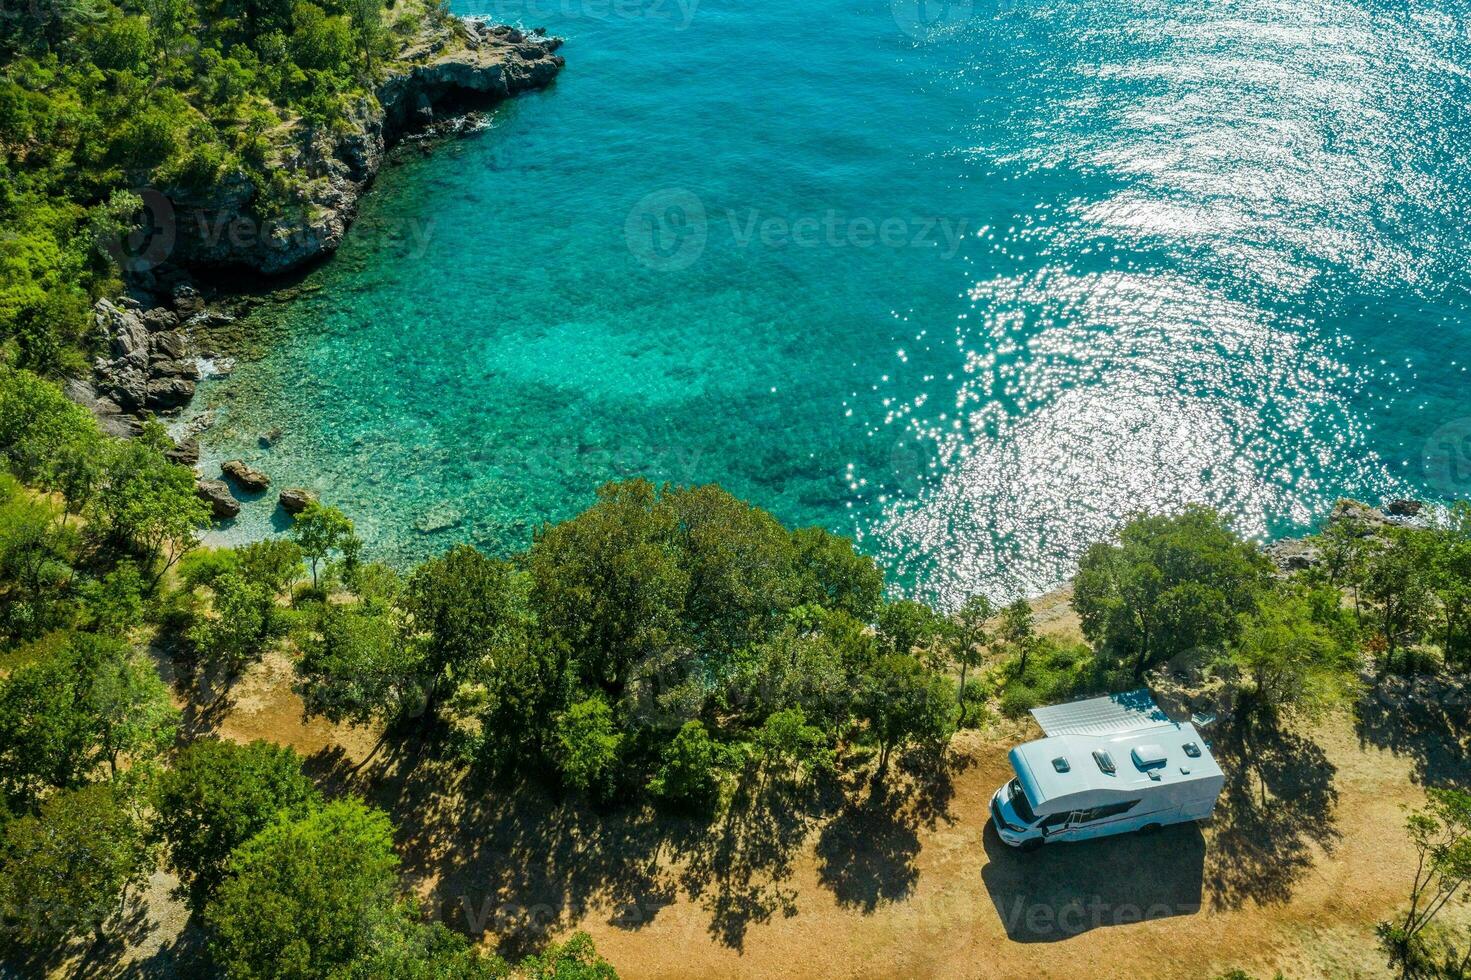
(195, 0), (1471, 605)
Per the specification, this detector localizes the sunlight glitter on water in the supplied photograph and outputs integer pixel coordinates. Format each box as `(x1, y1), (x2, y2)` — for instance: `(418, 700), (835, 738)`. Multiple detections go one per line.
(196, 0), (1470, 606)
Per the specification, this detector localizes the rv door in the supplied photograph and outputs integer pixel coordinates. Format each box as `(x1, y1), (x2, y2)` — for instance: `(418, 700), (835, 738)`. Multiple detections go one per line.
(1038, 811), (1075, 839)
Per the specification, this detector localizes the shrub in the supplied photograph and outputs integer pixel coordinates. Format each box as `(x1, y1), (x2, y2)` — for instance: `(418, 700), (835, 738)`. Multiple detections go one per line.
(648, 720), (723, 811)
(553, 696), (623, 797)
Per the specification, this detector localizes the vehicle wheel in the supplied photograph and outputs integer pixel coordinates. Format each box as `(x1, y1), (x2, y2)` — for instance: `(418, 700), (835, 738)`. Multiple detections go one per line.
(1140, 823), (1162, 834)
(1019, 838), (1043, 853)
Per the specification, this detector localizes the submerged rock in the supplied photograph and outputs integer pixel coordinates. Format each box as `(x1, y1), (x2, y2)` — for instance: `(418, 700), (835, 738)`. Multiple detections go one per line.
(222, 459), (271, 493)
(196, 479), (240, 519)
(278, 487), (317, 515)
(1386, 498), (1423, 518)
(166, 437), (200, 469)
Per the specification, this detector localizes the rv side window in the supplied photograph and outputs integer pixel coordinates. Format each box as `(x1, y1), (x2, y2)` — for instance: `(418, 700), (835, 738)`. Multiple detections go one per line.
(1077, 799), (1141, 823)
(1040, 811), (1071, 829)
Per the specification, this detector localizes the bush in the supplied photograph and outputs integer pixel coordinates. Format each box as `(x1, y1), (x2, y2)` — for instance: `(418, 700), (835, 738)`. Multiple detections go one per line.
(518, 931), (619, 980)
(553, 697), (623, 798)
(648, 720), (723, 811)
(999, 682), (1040, 719)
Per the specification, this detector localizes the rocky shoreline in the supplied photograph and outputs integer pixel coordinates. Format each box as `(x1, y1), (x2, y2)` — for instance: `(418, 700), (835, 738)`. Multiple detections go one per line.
(69, 16), (564, 513)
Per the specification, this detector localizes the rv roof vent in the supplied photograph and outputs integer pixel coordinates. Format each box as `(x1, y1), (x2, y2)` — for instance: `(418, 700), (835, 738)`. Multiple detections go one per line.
(1131, 744), (1168, 770)
(1146, 770), (1162, 781)
(1092, 750), (1116, 774)
(1051, 756), (1070, 773)
(1182, 741), (1201, 758)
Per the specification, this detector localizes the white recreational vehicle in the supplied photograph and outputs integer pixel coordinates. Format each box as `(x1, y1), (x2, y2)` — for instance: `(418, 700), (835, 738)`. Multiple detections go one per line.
(990, 689), (1224, 850)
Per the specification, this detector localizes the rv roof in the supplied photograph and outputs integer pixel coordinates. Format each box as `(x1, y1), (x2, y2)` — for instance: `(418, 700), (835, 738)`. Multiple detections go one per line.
(1008, 721), (1223, 811)
(1029, 688), (1171, 737)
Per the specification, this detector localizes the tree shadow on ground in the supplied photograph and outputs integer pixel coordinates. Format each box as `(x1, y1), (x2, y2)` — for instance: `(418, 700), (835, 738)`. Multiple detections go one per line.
(1355, 674), (1470, 791)
(108, 923), (211, 980)
(1204, 721), (1340, 911)
(304, 737), (972, 959)
(980, 820), (1205, 942)
(309, 739), (687, 959)
(7, 893), (207, 980)
(675, 770), (842, 951)
(814, 746), (972, 914)
(147, 642), (236, 740)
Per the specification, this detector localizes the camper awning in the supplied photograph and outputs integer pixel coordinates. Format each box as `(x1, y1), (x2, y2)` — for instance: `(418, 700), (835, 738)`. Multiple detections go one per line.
(1029, 689), (1170, 737)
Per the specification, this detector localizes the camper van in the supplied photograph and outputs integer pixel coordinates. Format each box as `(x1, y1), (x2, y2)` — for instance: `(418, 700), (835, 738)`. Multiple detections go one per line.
(990, 690), (1224, 851)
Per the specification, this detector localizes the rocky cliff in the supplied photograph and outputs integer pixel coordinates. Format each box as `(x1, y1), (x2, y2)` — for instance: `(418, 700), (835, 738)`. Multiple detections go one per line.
(160, 19), (563, 275)
(79, 17), (562, 444)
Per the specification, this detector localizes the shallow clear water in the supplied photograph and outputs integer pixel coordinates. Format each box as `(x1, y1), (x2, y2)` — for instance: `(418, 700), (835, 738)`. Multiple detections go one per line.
(195, 0), (1471, 605)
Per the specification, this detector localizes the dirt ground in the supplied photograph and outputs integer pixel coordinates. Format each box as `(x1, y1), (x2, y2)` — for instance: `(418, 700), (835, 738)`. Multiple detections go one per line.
(128, 650), (1456, 980)
(102, 577), (1471, 980)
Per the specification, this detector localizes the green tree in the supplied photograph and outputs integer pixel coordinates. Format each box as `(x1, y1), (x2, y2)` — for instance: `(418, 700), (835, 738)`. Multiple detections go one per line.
(1378, 788), (1471, 979)
(1364, 528), (1437, 670)
(948, 593), (993, 725)
(1316, 510), (1376, 618)
(75, 632), (178, 779)
(1227, 590), (1357, 732)
(1429, 504), (1471, 669)
(0, 477), (77, 643)
(236, 537), (305, 596)
(876, 598), (946, 660)
(90, 434), (209, 586)
(754, 706), (831, 786)
(648, 719), (722, 811)
(403, 545), (530, 721)
(287, 2), (354, 74)
(188, 570), (280, 673)
(152, 738), (320, 912)
(0, 784), (152, 947)
(1073, 507), (1271, 678)
(82, 560), (146, 636)
(0, 367), (100, 492)
(858, 653), (954, 779)
(517, 931), (619, 980)
(734, 613), (857, 734)
(296, 603), (413, 728)
(0, 634), (176, 808)
(347, 912), (507, 979)
(998, 597), (1037, 675)
(528, 480), (686, 697)
(205, 798), (401, 980)
(289, 501), (359, 590)
(344, 0), (389, 74)
(789, 525), (883, 620)
(666, 482), (796, 659)
(553, 696), (622, 797)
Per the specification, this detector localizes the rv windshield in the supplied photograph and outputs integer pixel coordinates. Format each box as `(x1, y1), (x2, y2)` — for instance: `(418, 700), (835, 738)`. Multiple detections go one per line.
(1008, 779), (1038, 824)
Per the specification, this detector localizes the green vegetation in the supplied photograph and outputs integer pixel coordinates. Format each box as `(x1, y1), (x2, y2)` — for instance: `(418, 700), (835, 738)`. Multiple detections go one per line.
(1074, 506), (1272, 678)
(153, 738), (321, 912)
(4, 363), (1471, 973)
(1379, 788), (1471, 979)
(0, 0), (439, 375)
